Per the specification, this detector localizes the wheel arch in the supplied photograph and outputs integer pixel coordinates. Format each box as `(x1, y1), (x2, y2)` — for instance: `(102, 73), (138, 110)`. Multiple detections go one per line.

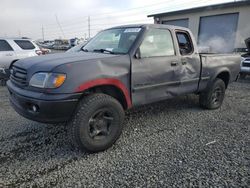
(9, 59), (19, 69)
(216, 71), (230, 88)
(75, 78), (132, 109)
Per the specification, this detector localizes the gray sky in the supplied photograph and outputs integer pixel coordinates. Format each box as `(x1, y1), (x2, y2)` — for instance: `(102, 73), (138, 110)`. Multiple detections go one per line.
(0, 0), (233, 40)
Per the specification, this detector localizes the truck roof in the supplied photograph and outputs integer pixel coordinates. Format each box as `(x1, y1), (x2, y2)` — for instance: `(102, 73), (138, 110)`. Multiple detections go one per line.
(108, 24), (190, 31)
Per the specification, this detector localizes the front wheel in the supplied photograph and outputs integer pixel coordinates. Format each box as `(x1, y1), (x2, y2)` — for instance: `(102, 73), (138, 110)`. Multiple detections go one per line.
(67, 93), (125, 152)
(199, 78), (226, 110)
(0, 79), (6, 86)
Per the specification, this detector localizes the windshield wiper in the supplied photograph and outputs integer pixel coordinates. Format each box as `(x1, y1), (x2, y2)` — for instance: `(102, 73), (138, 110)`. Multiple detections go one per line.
(93, 49), (114, 54)
(81, 48), (88, 52)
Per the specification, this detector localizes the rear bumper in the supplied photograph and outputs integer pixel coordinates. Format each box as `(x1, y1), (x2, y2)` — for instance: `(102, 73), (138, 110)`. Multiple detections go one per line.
(7, 81), (81, 123)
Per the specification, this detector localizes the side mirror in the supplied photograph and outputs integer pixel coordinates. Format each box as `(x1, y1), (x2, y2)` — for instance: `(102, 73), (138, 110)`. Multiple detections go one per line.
(180, 48), (187, 55)
(134, 49), (141, 59)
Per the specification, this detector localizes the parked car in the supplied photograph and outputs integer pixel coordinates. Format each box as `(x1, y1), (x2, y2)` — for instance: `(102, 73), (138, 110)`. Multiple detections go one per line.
(240, 38), (250, 79)
(0, 38), (41, 83)
(37, 40), (55, 49)
(66, 41), (88, 53)
(7, 24), (240, 152)
(40, 48), (51, 55)
(53, 39), (70, 50)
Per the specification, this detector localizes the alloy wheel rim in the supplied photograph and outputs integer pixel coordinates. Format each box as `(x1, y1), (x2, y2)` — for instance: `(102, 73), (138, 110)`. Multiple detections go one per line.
(88, 108), (114, 140)
(211, 87), (222, 105)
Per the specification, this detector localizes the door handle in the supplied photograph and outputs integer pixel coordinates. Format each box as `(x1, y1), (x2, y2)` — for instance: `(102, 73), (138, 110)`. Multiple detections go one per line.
(182, 61), (187, 65)
(6, 53), (13, 56)
(171, 62), (178, 66)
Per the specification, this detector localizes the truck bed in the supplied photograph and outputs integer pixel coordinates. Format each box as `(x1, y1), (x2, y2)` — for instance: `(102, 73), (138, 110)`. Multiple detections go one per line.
(198, 53), (241, 91)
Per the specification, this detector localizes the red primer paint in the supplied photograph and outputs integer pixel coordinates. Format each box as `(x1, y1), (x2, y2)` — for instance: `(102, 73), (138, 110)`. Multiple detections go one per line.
(75, 78), (132, 108)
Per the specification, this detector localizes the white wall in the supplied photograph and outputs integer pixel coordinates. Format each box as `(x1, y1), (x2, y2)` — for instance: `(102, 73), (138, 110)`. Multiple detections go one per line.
(155, 6), (250, 48)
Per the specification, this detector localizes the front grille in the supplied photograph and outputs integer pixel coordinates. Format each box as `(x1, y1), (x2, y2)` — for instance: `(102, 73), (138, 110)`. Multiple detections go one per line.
(242, 62), (250, 67)
(10, 65), (28, 87)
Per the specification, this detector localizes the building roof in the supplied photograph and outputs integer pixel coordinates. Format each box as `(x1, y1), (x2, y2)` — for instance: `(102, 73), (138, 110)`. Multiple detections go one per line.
(148, 1), (250, 18)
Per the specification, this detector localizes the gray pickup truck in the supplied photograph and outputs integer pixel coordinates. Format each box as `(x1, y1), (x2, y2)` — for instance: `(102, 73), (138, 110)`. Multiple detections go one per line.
(7, 24), (240, 152)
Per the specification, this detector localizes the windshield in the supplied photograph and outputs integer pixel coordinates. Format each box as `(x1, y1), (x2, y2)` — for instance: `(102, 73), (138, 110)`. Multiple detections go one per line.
(83, 28), (141, 54)
(66, 42), (86, 53)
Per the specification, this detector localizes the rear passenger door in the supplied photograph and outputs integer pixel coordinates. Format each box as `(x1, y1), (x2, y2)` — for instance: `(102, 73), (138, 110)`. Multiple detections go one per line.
(131, 28), (182, 105)
(175, 31), (201, 93)
(13, 40), (37, 59)
(0, 40), (16, 69)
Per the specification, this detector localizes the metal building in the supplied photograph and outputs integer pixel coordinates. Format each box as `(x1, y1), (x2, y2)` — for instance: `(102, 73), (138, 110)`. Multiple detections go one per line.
(148, 1), (250, 53)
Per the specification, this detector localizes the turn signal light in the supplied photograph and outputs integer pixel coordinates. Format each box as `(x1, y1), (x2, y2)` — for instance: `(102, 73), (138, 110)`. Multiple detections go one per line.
(53, 74), (66, 88)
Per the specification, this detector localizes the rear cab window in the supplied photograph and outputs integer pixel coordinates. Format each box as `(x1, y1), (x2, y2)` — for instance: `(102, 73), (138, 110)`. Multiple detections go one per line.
(14, 40), (35, 50)
(0, 40), (13, 51)
(176, 31), (194, 55)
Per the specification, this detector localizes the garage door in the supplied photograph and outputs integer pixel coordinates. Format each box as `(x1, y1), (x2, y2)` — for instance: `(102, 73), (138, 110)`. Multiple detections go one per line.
(162, 18), (189, 28)
(198, 13), (239, 53)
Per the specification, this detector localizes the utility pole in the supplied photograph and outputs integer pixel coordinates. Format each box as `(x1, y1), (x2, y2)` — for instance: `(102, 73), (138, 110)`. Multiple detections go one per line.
(55, 14), (66, 39)
(88, 16), (90, 39)
(42, 25), (45, 41)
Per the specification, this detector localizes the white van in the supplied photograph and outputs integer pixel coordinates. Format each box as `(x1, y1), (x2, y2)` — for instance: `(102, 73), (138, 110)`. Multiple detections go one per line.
(0, 38), (41, 82)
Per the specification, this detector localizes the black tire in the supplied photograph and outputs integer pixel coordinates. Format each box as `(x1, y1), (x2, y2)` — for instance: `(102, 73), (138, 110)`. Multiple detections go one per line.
(0, 79), (6, 86)
(67, 93), (125, 152)
(199, 78), (226, 110)
(240, 73), (246, 79)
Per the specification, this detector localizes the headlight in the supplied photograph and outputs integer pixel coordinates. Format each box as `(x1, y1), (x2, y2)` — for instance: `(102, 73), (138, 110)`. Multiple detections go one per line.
(29, 72), (66, 88)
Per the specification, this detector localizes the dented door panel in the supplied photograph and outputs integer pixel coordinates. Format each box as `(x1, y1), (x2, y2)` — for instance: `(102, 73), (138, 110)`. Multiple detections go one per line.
(131, 55), (181, 105)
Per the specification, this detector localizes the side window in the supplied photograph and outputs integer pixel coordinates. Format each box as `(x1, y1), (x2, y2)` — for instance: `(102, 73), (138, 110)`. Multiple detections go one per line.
(140, 28), (175, 58)
(14, 40), (35, 50)
(176, 31), (193, 55)
(0, 40), (13, 51)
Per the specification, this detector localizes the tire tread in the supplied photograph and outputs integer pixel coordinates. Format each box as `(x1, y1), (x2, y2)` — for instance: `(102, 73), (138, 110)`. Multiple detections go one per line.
(199, 78), (226, 110)
(67, 93), (124, 152)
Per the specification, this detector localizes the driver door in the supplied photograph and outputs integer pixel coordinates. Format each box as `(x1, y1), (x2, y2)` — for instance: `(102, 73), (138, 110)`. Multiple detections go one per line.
(131, 28), (182, 106)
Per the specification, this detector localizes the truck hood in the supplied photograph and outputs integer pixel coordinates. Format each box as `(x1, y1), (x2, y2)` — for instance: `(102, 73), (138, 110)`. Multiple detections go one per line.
(14, 52), (122, 71)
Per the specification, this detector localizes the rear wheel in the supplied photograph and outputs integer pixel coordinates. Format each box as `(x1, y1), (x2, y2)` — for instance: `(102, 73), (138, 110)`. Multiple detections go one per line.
(67, 93), (125, 152)
(199, 78), (226, 109)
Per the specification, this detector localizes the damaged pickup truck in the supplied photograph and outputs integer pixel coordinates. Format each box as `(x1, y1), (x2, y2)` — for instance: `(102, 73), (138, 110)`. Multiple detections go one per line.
(7, 24), (240, 152)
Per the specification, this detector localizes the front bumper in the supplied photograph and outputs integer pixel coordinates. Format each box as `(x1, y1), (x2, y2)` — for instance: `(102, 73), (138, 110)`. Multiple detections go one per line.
(240, 66), (250, 74)
(7, 81), (81, 123)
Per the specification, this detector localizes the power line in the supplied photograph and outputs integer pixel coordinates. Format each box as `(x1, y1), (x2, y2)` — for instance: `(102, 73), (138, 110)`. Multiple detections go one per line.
(21, 0), (214, 33)
(42, 25), (44, 41)
(88, 16), (90, 38)
(55, 14), (66, 38)
(32, 0), (208, 29)
(19, 0), (234, 39)
(22, 0), (203, 33)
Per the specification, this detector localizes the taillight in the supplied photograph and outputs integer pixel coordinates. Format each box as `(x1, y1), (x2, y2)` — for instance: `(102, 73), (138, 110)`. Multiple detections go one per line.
(35, 50), (42, 55)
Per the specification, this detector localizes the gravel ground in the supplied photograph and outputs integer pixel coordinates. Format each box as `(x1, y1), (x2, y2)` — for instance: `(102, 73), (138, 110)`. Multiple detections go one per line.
(0, 79), (249, 187)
